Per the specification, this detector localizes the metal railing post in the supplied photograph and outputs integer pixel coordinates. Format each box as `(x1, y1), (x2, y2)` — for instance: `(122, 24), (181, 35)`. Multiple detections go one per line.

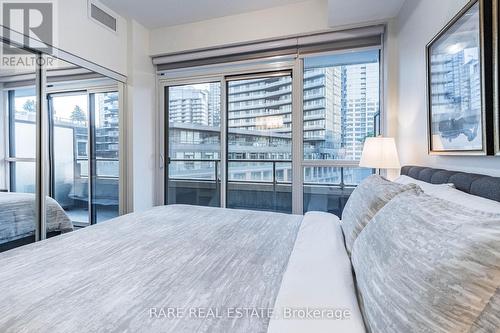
(272, 161), (277, 210)
(214, 161), (219, 204)
(340, 167), (345, 190)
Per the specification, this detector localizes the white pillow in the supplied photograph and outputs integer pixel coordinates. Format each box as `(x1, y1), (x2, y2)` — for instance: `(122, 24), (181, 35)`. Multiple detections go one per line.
(394, 175), (500, 214)
(394, 175), (455, 195)
(428, 186), (500, 214)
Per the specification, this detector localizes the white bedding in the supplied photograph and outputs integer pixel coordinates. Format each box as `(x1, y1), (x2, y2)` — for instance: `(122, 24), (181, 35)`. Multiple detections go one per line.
(395, 175), (500, 214)
(0, 205), (363, 332)
(268, 211), (366, 333)
(0, 205), (302, 333)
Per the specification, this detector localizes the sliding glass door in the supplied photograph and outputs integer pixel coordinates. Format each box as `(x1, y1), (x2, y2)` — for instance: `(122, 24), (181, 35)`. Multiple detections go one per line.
(91, 91), (120, 222)
(49, 92), (90, 225)
(164, 72), (293, 213)
(48, 89), (119, 226)
(166, 82), (221, 207)
(226, 73), (293, 213)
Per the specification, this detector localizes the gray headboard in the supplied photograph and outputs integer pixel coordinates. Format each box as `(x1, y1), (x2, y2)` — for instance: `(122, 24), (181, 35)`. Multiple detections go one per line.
(401, 166), (500, 203)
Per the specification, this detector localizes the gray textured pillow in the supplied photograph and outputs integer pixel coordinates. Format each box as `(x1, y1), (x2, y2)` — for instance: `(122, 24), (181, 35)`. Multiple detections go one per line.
(341, 174), (418, 256)
(351, 191), (500, 333)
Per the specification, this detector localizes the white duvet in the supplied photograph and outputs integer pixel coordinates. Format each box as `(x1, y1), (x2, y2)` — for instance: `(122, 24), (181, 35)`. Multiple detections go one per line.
(268, 211), (366, 333)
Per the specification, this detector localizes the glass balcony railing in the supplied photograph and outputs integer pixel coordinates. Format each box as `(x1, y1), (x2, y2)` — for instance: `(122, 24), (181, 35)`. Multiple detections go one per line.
(167, 159), (293, 213)
(227, 160), (292, 213)
(303, 167), (373, 217)
(167, 159), (221, 208)
(167, 160), (372, 216)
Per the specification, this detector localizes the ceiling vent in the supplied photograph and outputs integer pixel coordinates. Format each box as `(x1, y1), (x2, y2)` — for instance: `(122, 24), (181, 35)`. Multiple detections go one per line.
(88, 1), (117, 32)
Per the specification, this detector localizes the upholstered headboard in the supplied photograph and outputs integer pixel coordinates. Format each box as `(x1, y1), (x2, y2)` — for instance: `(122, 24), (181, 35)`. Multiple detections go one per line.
(401, 166), (500, 203)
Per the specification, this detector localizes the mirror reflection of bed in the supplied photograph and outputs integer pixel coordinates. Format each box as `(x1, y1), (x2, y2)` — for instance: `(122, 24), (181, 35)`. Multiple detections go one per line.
(0, 50), (121, 252)
(0, 192), (73, 251)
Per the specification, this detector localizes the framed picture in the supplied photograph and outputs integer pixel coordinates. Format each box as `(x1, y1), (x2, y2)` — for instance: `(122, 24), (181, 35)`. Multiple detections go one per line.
(426, 0), (494, 155)
(495, 0), (500, 155)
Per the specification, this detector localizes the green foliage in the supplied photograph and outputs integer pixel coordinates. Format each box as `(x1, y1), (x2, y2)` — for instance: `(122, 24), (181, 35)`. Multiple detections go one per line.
(70, 105), (86, 122)
(22, 99), (35, 113)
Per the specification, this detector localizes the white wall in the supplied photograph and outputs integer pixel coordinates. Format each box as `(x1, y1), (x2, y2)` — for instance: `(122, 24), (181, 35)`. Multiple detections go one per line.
(126, 20), (156, 211)
(56, 0), (128, 75)
(383, 18), (400, 180)
(395, 0), (500, 176)
(150, 0), (329, 55)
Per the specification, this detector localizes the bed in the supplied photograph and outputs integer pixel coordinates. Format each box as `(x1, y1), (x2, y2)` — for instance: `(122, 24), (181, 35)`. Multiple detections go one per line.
(0, 166), (498, 333)
(0, 192), (74, 250)
(0, 204), (365, 333)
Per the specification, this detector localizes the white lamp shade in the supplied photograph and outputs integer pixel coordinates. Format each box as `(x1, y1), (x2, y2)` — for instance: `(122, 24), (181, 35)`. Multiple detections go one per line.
(359, 137), (400, 169)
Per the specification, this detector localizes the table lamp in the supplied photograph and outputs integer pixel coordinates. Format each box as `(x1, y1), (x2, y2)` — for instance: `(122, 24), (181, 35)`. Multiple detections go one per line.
(359, 137), (400, 171)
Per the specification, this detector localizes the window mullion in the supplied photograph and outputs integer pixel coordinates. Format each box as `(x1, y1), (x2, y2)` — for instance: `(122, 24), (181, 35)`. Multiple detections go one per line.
(292, 58), (304, 215)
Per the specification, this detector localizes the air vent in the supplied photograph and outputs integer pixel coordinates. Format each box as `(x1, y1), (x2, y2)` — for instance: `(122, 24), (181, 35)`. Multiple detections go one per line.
(89, 2), (117, 32)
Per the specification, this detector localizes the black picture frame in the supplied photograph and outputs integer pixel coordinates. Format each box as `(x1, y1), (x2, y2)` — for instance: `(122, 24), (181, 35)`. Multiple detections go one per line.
(495, 0), (500, 155)
(426, 0), (495, 155)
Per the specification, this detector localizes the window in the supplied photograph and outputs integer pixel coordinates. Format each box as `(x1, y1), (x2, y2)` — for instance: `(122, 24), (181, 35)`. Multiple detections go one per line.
(161, 47), (383, 216)
(303, 50), (380, 162)
(302, 50), (380, 215)
(8, 89), (37, 193)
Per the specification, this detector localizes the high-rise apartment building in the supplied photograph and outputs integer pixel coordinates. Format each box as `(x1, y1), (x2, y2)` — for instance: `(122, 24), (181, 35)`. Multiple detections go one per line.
(95, 92), (120, 159)
(430, 50), (481, 118)
(303, 67), (342, 160)
(342, 63), (380, 160)
(208, 84), (221, 127)
(169, 86), (210, 126)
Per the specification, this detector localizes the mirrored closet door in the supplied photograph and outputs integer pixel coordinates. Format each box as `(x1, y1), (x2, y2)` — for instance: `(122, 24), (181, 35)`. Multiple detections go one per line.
(0, 31), (126, 252)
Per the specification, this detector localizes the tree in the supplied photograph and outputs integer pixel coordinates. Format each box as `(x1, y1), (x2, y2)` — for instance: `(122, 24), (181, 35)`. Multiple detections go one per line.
(70, 105), (86, 123)
(22, 99), (35, 113)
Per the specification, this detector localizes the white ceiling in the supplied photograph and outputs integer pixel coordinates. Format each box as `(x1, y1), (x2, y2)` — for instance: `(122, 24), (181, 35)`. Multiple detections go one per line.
(328, 0), (406, 27)
(101, 0), (407, 30)
(100, 0), (308, 29)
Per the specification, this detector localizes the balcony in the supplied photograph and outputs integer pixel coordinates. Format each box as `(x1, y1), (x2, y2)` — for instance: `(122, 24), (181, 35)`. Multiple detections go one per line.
(167, 159), (292, 213)
(57, 158), (120, 226)
(167, 159), (368, 217)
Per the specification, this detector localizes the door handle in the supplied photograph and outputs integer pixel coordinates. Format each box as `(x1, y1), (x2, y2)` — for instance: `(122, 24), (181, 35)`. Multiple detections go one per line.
(160, 154), (165, 169)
